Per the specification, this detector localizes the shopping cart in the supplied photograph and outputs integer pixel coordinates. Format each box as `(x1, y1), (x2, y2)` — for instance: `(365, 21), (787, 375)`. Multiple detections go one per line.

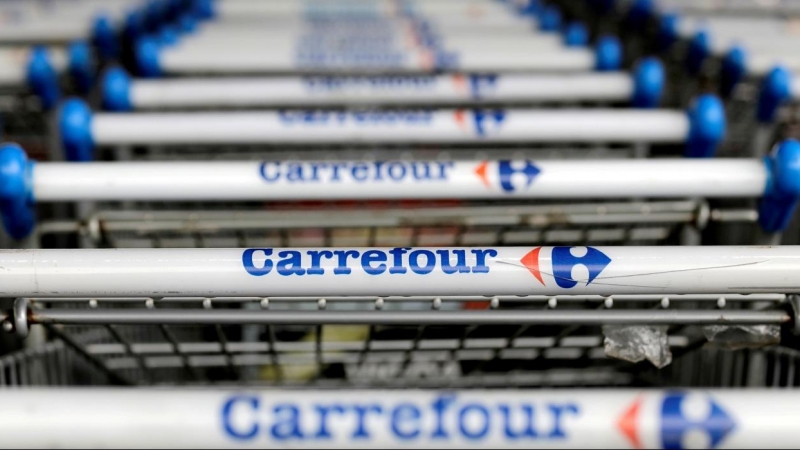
(0, 245), (797, 393)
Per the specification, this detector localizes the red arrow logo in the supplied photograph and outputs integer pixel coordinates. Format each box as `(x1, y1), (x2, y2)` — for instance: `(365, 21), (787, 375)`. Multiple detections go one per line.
(474, 161), (490, 188)
(520, 247), (545, 285)
(618, 397), (643, 449)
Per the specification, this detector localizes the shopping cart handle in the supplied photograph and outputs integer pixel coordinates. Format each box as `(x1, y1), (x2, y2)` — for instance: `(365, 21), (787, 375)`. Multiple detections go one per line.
(26, 47), (60, 111)
(685, 30), (710, 75)
(757, 66), (792, 124)
(67, 41), (95, 95)
(720, 46), (747, 98)
(759, 139), (800, 232)
(91, 14), (119, 60)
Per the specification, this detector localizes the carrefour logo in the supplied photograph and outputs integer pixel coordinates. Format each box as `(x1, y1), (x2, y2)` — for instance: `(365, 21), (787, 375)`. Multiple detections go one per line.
(520, 246), (612, 288)
(618, 393), (736, 449)
(474, 160), (540, 192)
(455, 109), (506, 137)
(450, 74), (499, 99)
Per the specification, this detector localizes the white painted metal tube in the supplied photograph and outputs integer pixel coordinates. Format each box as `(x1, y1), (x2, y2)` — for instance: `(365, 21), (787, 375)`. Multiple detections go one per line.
(2, 246), (800, 297)
(156, 45), (596, 73)
(29, 159), (768, 201)
(125, 73), (635, 108)
(88, 109), (689, 145)
(0, 389), (791, 448)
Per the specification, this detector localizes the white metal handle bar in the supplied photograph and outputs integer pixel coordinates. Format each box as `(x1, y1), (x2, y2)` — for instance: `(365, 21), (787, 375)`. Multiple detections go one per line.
(58, 95), (725, 160)
(1, 246), (800, 297)
(9, 137), (800, 240)
(136, 38), (615, 76)
(101, 58), (664, 111)
(0, 389), (789, 448)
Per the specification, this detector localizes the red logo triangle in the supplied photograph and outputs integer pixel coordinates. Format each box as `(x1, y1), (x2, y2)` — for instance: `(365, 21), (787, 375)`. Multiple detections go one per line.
(474, 161), (490, 188)
(617, 397), (643, 449)
(520, 247), (544, 285)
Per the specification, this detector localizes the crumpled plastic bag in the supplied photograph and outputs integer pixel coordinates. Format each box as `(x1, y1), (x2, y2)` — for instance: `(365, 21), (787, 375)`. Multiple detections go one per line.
(703, 324), (780, 350)
(603, 325), (672, 368)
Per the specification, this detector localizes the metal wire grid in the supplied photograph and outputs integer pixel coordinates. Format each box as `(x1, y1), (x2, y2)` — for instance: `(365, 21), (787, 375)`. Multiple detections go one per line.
(1, 293), (791, 388)
(33, 199), (748, 250)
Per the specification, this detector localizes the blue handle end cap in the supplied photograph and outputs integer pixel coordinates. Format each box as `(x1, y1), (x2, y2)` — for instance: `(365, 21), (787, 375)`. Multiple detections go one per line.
(192, 0), (215, 20)
(538, 6), (562, 32)
(0, 143), (35, 241)
(685, 94), (726, 158)
(563, 22), (589, 47)
(656, 13), (680, 51)
(720, 46), (747, 98)
(135, 36), (163, 78)
(757, 65), (792, 124)
(67, 40), (95, 95)
(518, 0), (542, 16)
(595, 35), (622, 72)
(626, 0), (654, 29)
(632, 57), (665, 108)
(686, 30), (710, 75)
(177, 13), (198, 34)
(101, 66), (132, 111)
(92, 14), (119, 60)
(760, 139), (800, 232)
(59, 98), (95, 162)
(26, 46), (60, 111)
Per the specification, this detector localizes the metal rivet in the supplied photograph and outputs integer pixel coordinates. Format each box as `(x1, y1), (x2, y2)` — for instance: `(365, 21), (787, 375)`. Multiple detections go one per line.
(260, 298), (269, 309)
(432, 298), (442, 310)
(490, 297), (500, 309)
(318, 298), (327, 310)
(547, 297), (557, 309)
(375, 297), (384, 310)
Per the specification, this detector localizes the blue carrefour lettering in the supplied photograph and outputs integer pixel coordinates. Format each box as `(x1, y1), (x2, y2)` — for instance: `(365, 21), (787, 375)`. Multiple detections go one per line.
(303, 75), (438, 91)
(221, 393), (582, 443)
(362, 250), (387, 275)
(241, 248), (499, 277)
(391, 403), (422, 440)
(499, 404), (537, 439)
(409, 249), (436, 274)
(459, 403), (491, 440)
(277, 110), (432, 125)
(277, 250), (306, 276)
(352, 405), (384, 439)
(271, 404), (304, 440)
(222, 395), (260, 440)
(547, 404), (580, 439)
(258, 161), (453, 184)
(242, 248), (274, 276)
